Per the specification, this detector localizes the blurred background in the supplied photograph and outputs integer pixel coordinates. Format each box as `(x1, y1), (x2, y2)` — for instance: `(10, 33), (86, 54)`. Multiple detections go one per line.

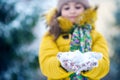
(0, 0), (120, 80)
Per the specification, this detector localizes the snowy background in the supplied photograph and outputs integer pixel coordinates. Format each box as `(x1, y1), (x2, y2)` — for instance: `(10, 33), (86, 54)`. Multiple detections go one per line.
(0, 0), (120, 80)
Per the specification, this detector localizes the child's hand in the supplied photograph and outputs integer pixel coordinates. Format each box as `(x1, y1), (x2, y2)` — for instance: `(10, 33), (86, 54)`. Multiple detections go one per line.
(73, 51), (103, 74)
(60, 59), (77, 72)
(57, 16), (73, 32)
(57, 55), (98, 74)
(57, 51), (102, 74)
(76, 58), (99, 74)
(57, 53), (85, 73)
(57, 51), (81, 72)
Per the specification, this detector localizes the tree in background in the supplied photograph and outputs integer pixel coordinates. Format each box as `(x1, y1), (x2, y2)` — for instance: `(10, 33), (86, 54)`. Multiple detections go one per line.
(111, 0), (120, 79)
(0, 0), (46, 80)
(0, 0), (18, 75)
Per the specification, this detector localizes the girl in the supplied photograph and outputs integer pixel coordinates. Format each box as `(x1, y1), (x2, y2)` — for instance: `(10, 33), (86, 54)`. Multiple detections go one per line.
(39, 0), (110, 80)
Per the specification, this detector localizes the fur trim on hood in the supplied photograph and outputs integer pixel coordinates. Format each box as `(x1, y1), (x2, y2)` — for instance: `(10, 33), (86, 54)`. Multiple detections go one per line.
(45, 6), (98, 30)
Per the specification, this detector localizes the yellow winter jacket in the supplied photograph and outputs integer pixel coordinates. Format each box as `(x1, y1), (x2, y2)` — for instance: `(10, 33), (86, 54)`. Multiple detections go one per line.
(39, 8), (110, 80)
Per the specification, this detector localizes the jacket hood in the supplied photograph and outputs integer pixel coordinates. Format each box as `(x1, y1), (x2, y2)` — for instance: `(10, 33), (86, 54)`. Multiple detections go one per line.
(45, 6), (98, 30)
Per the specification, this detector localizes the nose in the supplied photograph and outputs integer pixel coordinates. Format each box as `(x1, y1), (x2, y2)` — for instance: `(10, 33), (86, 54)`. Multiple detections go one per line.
(69, 8), (76, 14)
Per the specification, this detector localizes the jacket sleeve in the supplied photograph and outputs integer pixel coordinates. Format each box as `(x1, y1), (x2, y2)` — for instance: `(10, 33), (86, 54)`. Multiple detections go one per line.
(81, 30), (110, 79)
(39, 33), (71, 79)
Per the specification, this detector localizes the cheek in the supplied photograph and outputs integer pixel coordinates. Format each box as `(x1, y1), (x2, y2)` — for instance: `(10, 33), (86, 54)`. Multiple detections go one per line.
(76, 9), (85, 15)
(61, 10), (68, 18)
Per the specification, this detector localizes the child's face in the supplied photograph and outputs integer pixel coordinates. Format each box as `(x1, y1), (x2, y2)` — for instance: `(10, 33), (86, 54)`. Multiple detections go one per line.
(61, 2), (85, 23)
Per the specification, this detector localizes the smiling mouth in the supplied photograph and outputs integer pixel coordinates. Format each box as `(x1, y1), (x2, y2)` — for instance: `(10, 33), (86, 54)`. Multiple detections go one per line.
(69, 16), (77, 18)
(69, 16), (78, 19)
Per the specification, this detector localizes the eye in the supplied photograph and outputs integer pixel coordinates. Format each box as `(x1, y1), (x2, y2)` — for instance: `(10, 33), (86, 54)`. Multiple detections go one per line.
(64, 7), (70, 10)
(75, 6), (81, 9)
